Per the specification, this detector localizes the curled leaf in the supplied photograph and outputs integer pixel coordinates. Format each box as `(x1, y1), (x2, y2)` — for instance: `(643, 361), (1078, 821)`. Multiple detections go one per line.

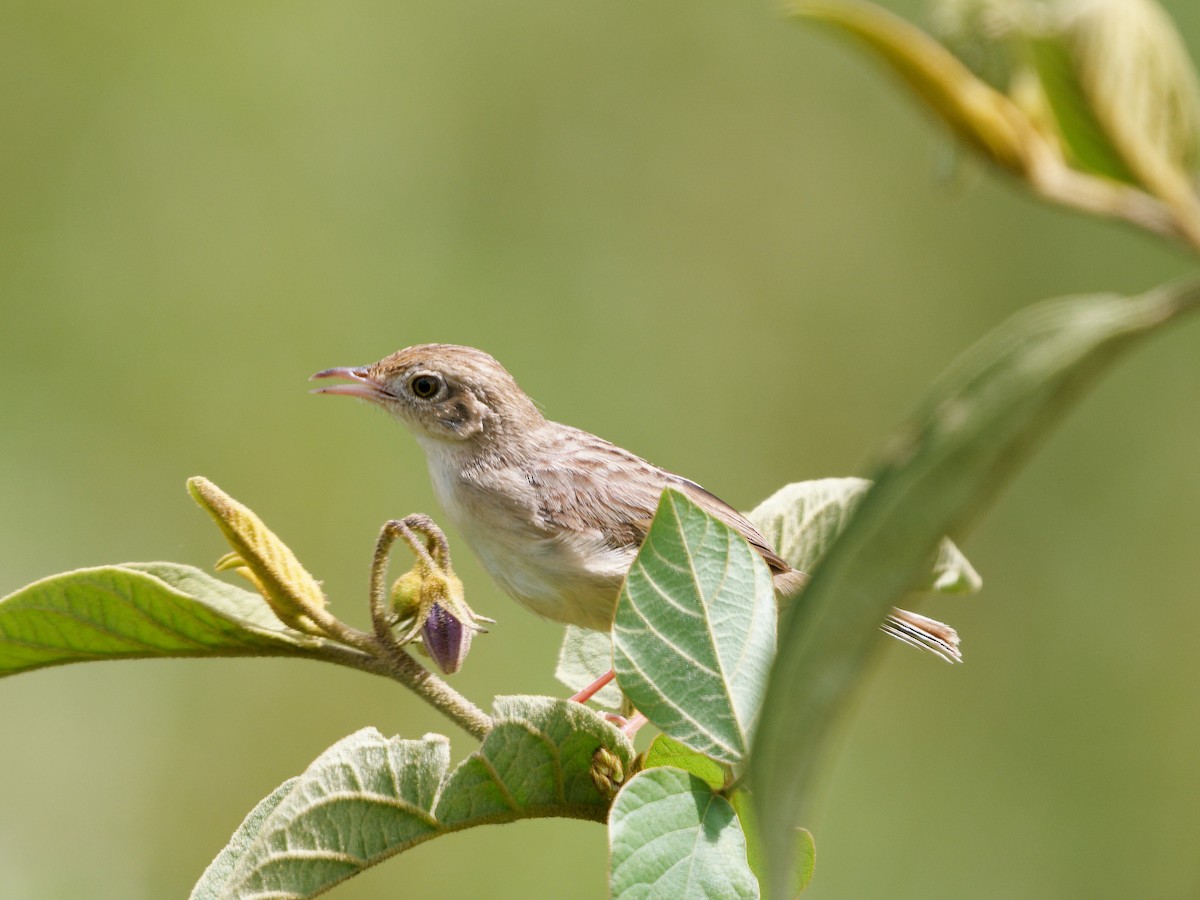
(187, 476), (327, 635)
(751, 281), (1200, 897)
(791, 0), (1044, 174)
(1053, 0), (1200, 226)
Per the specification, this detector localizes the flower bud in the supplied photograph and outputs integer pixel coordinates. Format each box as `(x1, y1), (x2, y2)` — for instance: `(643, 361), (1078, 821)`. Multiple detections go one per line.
(421, 602), (473, 675)
(590, 746), (626, 799)
(389, 568), (424, 633)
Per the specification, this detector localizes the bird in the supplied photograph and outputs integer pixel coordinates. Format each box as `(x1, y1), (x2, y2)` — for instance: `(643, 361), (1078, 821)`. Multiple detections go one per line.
(311, 344), (959, 665)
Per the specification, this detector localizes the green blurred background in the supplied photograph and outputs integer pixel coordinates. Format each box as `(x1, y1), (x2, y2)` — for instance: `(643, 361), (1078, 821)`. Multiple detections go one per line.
(2, 0), (1199, 896)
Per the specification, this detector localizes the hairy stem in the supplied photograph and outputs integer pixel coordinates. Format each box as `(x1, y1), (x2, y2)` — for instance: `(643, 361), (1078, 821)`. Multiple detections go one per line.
(353, 517), (494, 739)
(369, 518), (429, 648)
(308, 640), (494, 740)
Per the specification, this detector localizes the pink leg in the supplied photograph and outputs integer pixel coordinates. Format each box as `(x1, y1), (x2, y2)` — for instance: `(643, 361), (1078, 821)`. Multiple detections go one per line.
(620, 712), (648, 737)
(570, 669), (615, 704)
(602, 711), (648, 735)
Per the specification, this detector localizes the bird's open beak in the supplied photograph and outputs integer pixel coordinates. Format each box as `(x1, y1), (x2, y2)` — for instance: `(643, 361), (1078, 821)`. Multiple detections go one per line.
(309, 366), (390, 402)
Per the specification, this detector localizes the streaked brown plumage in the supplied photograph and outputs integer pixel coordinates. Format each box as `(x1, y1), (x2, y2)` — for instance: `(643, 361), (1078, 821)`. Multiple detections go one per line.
(312, 344), (959, 661)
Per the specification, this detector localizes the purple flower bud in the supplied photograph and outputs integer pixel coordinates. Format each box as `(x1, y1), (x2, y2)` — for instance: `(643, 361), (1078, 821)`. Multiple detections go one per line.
(421, 602), (473, 674)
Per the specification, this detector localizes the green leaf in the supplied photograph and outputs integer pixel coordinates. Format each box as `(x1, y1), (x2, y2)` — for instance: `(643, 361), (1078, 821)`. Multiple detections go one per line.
(0, 563), (315, 676)
(642, 734), (727, 792)
(199, 697), (635, 898)
(189, 777), (299, 900)
(217, 728), (450, 897)
(746, 478), (981, 593)
(436, 696), (635, 824)
(613, 489), (777, 765)
(609, 767), (759, 900)
(794, 829), (816, 896)
(556, 624), (623, 710)
(751, 281), (1200, 899)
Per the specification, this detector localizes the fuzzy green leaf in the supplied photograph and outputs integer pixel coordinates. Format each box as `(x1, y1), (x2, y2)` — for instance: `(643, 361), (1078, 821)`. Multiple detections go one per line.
(197, 697), (635, 898)
(752, 281), (1200, 898)
(613, 489), (777, 765)
(747, 477), (981, 593)
(556, 625), (623, 710)
(0, 563), (315, 676)
(189, 777), (299, 900)
(436, 696), (635, 825)
(610, 767), (759, 899)
(216, 728), (450, 897)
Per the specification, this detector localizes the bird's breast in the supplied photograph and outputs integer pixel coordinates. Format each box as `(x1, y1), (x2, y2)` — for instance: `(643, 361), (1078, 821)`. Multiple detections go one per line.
(423, 452), (632, 631)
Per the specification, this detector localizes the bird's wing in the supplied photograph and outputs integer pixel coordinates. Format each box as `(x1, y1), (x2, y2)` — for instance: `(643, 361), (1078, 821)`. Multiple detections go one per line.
(527, 427), (962, 663)
(668, 476), (791, 574)
(527, 426), (791, 574)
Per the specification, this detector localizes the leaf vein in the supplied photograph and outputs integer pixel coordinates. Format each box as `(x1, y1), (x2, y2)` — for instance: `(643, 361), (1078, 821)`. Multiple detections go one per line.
(616, 646), (740, 758)
(618, 600), (719, 678)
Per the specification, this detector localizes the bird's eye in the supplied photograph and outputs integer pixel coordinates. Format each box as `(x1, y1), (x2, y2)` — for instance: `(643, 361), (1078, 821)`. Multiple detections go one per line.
(410, 374), (442, 399)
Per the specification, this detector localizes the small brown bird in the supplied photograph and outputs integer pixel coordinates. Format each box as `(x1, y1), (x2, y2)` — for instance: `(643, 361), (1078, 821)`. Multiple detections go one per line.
(312, 344), (959, 661)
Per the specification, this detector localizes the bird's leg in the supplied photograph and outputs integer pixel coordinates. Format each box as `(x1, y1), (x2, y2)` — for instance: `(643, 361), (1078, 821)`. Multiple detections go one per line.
(619, 712), (648, 737)
(572, 669), (649, 735)
(601, 710), (648, 737)
(569, 668), (615, 704)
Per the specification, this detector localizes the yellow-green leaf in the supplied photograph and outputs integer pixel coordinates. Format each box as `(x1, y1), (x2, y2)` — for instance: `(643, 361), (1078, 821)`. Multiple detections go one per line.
(187, 476), (327, 634)
(1054, 0), (1200, 232)
(791, 0), (1039, 174)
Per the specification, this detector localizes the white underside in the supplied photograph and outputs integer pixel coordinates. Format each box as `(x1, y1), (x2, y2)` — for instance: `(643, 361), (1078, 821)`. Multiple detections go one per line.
(420, 438), (631, 631)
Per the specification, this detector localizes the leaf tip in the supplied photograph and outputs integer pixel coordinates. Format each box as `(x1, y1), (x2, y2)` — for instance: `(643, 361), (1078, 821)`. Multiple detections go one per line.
(187, 475), (214, 504)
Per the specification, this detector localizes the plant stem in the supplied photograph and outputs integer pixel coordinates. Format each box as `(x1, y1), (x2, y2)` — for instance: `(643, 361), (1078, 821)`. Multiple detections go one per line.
(373, 643), (494, 740)
(1022, 140), (1200, 254)
(310, 640), (494, 740)
(370, 518), (425, 647)
(359, 517), (494, 739)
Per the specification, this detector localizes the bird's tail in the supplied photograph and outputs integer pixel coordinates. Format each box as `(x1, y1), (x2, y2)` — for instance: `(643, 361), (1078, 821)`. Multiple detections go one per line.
(773, 569), (962, 663)
(884, 608), (961, 663)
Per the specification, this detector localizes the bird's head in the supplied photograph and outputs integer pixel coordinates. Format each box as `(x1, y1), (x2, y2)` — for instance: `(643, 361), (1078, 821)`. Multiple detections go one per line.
(311, 344), (544, 444)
